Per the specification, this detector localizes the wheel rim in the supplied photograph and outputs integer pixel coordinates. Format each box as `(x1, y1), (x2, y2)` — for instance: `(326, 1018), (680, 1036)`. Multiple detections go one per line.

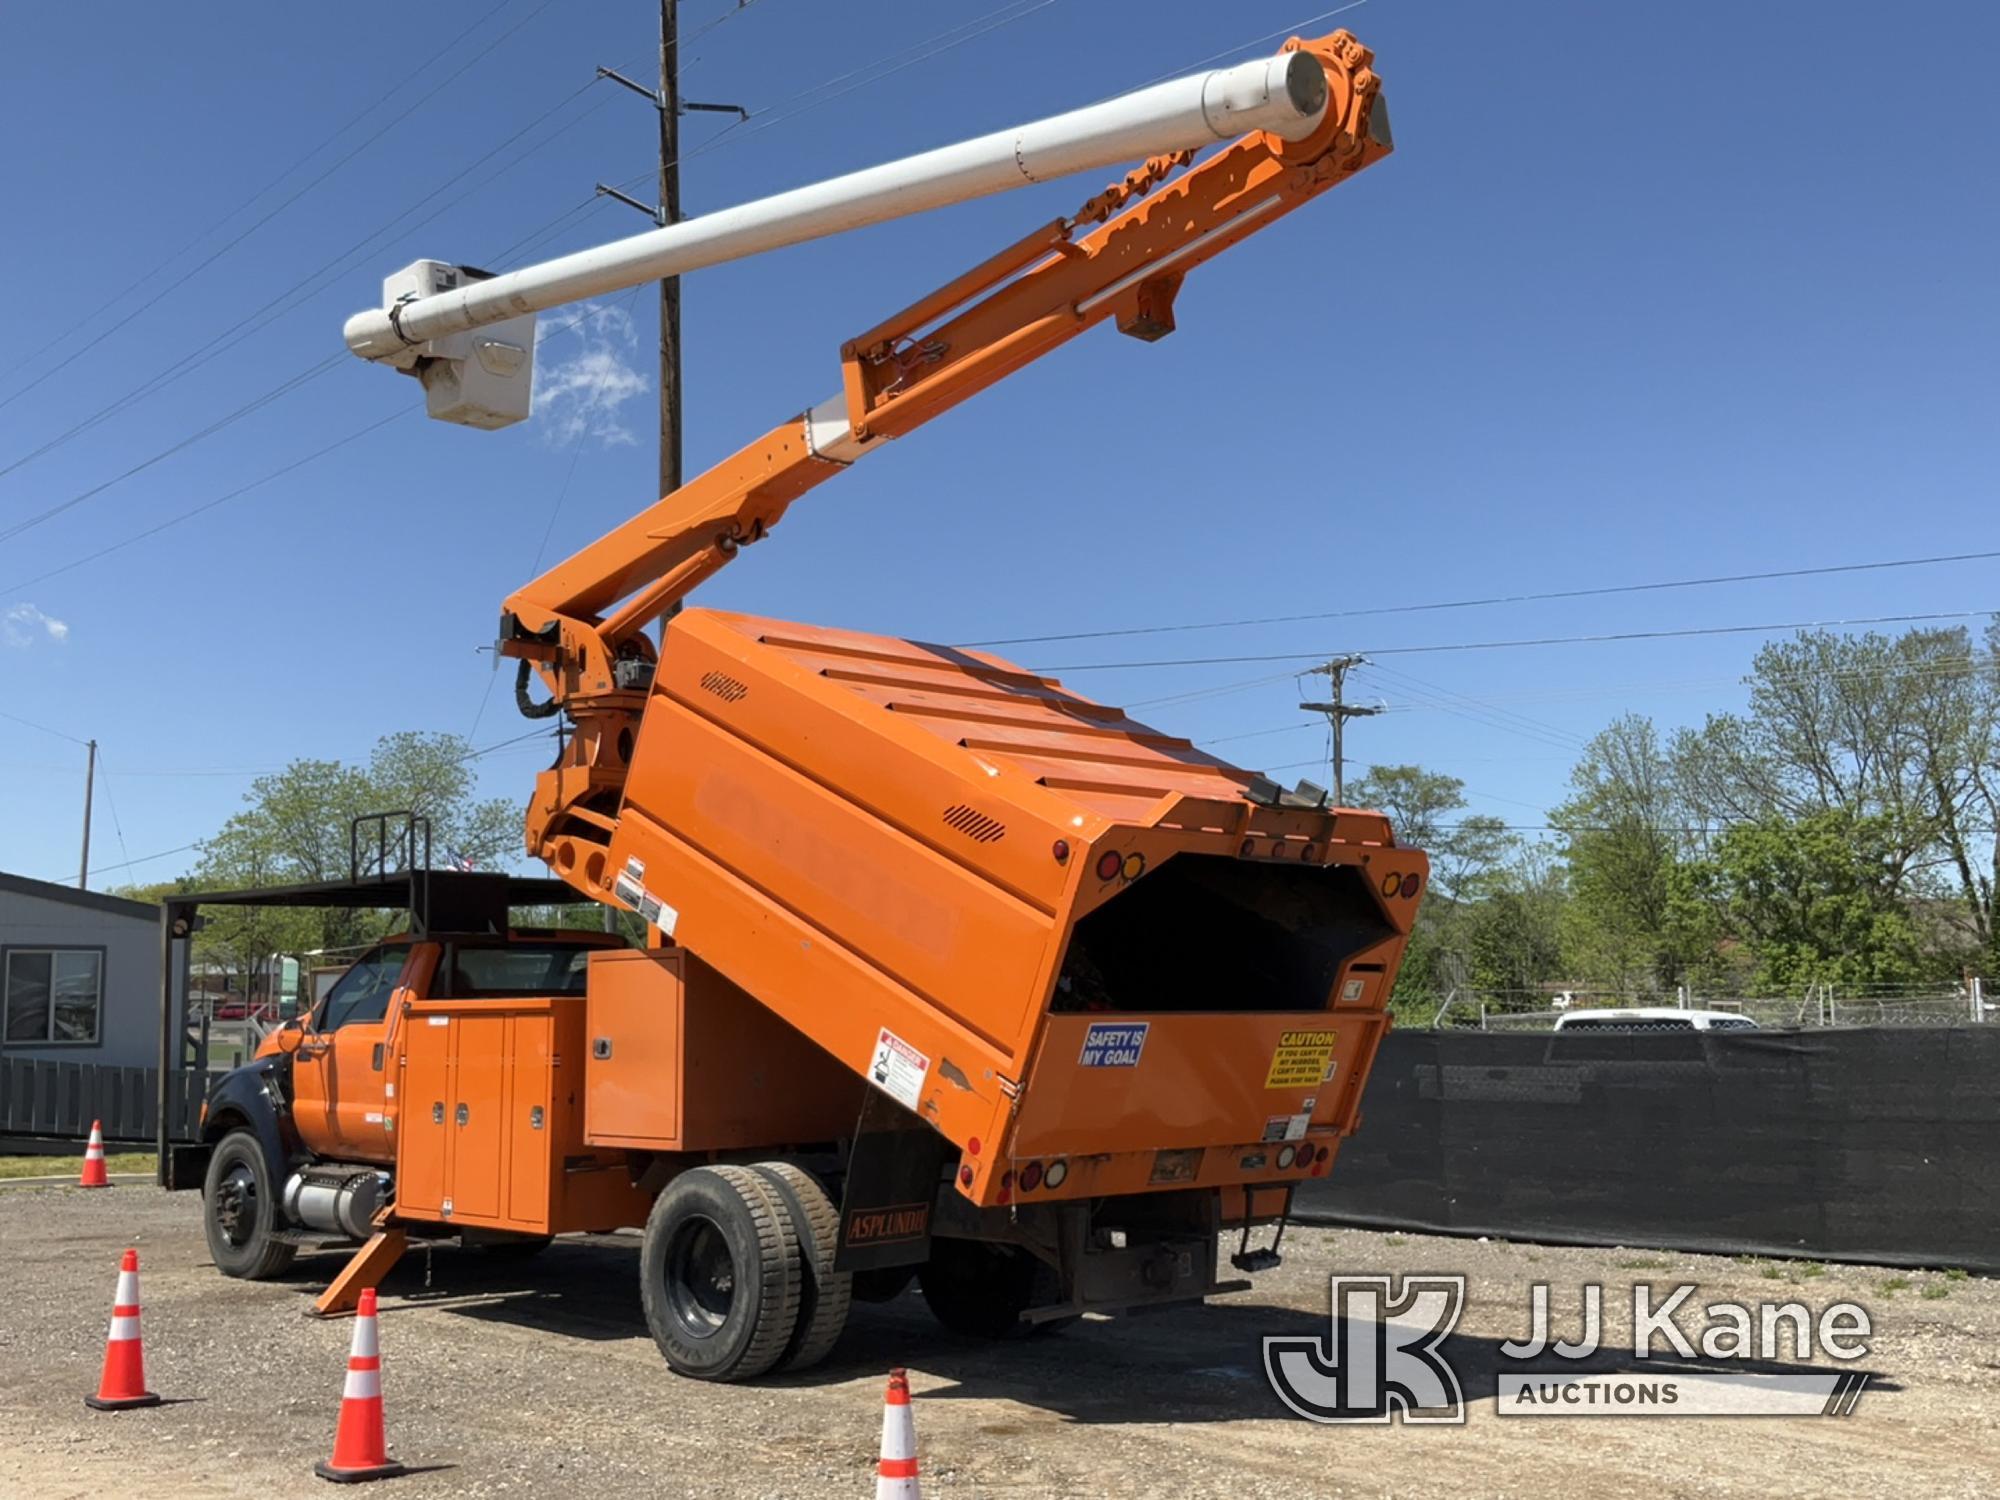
(213, 1161), (259, 1248)
(663, 1215), (735, 1339)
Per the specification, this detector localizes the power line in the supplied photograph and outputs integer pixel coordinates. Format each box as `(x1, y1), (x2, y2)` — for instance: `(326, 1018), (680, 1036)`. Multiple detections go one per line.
(2, 412), (410, 600)
(0, 296), (616, 596)
(0, 707), (90, 747)
(965, 547), (2000, 649)
(0, 0), (556, 422)
(0, 0), (525, 398)
(0, 355), (347, 544)
(1030, 610), (1999, 673)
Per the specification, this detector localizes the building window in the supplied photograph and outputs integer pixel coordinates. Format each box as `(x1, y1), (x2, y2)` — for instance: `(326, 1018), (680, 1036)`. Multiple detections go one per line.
(3, 949), (104, 1044)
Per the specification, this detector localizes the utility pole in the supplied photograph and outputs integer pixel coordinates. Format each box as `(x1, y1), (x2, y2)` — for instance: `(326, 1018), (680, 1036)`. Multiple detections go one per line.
(595, 1), (748, 501)
(1300, 655), (1381, 806)
(595, 4), (743, 934)
(77, 738), (97, 889)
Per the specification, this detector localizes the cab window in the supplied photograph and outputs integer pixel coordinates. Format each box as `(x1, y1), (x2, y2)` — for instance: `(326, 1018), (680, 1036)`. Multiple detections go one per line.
(448, 945), (592, 997)
(319, 947), (409, 1030)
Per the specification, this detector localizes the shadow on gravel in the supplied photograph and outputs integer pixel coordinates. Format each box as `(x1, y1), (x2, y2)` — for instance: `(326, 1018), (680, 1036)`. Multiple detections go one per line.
(260, 1233), (1898, 1425)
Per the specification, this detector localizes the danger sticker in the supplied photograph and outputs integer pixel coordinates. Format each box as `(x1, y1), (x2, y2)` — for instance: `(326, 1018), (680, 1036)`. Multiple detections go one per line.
(868, 1028), (930, 1111)
(1265, 1029), (1338, 1089)
(1078, 1021), (1149, 1068)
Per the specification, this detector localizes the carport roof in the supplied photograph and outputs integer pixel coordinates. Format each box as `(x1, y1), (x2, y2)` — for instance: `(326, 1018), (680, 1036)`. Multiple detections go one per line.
(0, 869), (158, 921)
(160, 869), (583, 936)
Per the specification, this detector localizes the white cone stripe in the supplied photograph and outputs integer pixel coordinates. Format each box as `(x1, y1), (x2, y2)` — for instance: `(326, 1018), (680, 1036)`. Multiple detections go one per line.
(350, 1317), (379, 1360)
(879, 1411), (916, 1461)
(342, 1367), (382, 1401)
(85, 1144), (105, 1158)
(108, 1315), (141, 1341)
(876, 1481), (920, 1500)
(115, 1270), (140, 1303)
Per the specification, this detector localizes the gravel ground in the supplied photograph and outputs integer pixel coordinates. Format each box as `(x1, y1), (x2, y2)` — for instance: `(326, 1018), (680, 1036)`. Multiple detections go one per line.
(0, 1184), (1994, 1498)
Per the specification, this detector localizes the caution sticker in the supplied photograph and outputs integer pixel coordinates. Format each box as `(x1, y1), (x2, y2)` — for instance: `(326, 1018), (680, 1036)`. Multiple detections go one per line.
(868, 1028), (930, 1111)
(1265, 1029), (1339, 1089)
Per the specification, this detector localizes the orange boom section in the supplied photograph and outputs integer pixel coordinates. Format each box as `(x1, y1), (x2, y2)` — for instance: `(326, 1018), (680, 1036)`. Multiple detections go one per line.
(493, 29), (1411, 1210)
(546, 609), (1426, 1209)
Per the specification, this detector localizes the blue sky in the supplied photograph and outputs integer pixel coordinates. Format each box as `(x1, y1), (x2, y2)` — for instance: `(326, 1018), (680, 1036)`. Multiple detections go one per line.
(1, 0), (1994, 887)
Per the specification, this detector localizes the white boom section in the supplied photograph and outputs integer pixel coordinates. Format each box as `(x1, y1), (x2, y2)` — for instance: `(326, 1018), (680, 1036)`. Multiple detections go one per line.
(342, 48), (1328, 426)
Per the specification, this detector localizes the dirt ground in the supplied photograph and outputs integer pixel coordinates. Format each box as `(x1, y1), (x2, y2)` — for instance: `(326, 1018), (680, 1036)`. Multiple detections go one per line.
(0, 1184), (1994, 1499)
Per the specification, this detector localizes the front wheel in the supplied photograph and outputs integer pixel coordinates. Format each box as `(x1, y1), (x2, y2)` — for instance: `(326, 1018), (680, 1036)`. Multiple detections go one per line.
(202, 1129), (296, 1280)
(639, 1165), (802, 1381)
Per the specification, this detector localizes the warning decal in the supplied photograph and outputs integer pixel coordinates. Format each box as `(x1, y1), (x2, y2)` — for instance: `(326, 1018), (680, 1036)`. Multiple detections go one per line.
(1265, 1029), (1338, 1089)
(868, 1028), (930, 1111)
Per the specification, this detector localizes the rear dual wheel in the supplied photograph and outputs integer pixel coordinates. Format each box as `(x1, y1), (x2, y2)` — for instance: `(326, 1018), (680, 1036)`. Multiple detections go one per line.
(639, 1163), (851, 1382)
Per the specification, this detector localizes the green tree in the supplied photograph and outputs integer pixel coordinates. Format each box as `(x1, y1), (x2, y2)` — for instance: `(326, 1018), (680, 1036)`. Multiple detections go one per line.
(1552, 715), (1689, 991)
(1669, 810), (1935, 991)
(1673, 625), (1997, 973)
(1349, 764), (1521, 1018)
(192, 732), (519, 989)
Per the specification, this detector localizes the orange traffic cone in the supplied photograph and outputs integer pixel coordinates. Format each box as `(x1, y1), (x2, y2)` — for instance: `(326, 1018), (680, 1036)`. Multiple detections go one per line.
(85, 1248), (160, 1410)
(78, 1121), (110, 1188)
(876, 1368), (920, 1499)
(315, 1287), (405, 1484)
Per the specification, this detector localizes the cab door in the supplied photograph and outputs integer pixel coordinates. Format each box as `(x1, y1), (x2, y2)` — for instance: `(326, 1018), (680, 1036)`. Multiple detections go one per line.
(291, 943), (430, 1164)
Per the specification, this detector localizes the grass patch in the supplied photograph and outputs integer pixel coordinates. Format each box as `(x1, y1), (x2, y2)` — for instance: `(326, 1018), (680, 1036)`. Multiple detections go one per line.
(1878, 1276), (1912, 1296)
(1944, 1267), (1969, 1282)
(0, 1152), (155, 1179)
(1383, 1235), (1407, 1246)
(1921, 1284), (1951, 1301)
(1618, 1257), (1670, 1271)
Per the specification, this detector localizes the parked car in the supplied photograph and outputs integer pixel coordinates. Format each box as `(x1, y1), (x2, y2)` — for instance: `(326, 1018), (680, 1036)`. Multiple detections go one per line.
(1553, 1007), (1759, 1033)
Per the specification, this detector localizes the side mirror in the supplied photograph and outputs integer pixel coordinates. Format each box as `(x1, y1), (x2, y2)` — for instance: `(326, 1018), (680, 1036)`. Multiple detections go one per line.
(274, 1023), (305, 1056)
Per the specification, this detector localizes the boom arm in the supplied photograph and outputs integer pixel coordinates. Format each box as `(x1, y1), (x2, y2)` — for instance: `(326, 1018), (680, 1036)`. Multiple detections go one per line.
(499, 29), (1388, 708)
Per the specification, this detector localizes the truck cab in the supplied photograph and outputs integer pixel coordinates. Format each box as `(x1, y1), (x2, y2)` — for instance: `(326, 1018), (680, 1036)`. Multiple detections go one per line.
(198, 929), (625, 1276)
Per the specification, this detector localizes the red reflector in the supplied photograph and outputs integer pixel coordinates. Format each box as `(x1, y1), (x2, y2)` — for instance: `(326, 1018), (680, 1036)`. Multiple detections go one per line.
(1052, 839), (1070, 863)
(1020, 1160), (1044, 1191)
(1317, 1145), (1332, 1166)
(1000, 1169), (1014, 1191)
(958, 1166), (974, 1189)
(1096, 850), (1123, 880)
(967, 1136), (981, 1156)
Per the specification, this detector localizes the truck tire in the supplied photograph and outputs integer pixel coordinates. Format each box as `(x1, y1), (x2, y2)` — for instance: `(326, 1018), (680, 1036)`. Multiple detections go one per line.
(752, 1162), (853, 1371)
(919, 1239), (1068, 1340)
(202, 1129), (297, 1280)
(640, 1165), (802, 1381)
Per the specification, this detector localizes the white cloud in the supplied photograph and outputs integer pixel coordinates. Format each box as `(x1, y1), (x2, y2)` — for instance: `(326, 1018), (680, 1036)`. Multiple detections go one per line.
(3, 603), (68, 647)
(534, 300), (650, 447)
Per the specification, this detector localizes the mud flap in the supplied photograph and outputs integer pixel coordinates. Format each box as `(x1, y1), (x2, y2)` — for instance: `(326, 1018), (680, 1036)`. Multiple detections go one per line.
(833, 1089), (952, 1273)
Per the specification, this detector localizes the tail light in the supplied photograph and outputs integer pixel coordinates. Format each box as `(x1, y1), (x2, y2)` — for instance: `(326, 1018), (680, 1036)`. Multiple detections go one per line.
(1043, 1158), (1069, 1190)
(1019, 1160), (1044, 1191)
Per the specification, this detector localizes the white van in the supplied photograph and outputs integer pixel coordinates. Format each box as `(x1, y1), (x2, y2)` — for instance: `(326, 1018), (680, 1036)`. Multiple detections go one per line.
(1552, 1007), (1759, 1033)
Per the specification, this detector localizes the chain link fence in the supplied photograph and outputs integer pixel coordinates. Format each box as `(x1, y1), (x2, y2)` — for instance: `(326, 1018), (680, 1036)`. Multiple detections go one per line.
(1429, 979), (1992, 1031)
